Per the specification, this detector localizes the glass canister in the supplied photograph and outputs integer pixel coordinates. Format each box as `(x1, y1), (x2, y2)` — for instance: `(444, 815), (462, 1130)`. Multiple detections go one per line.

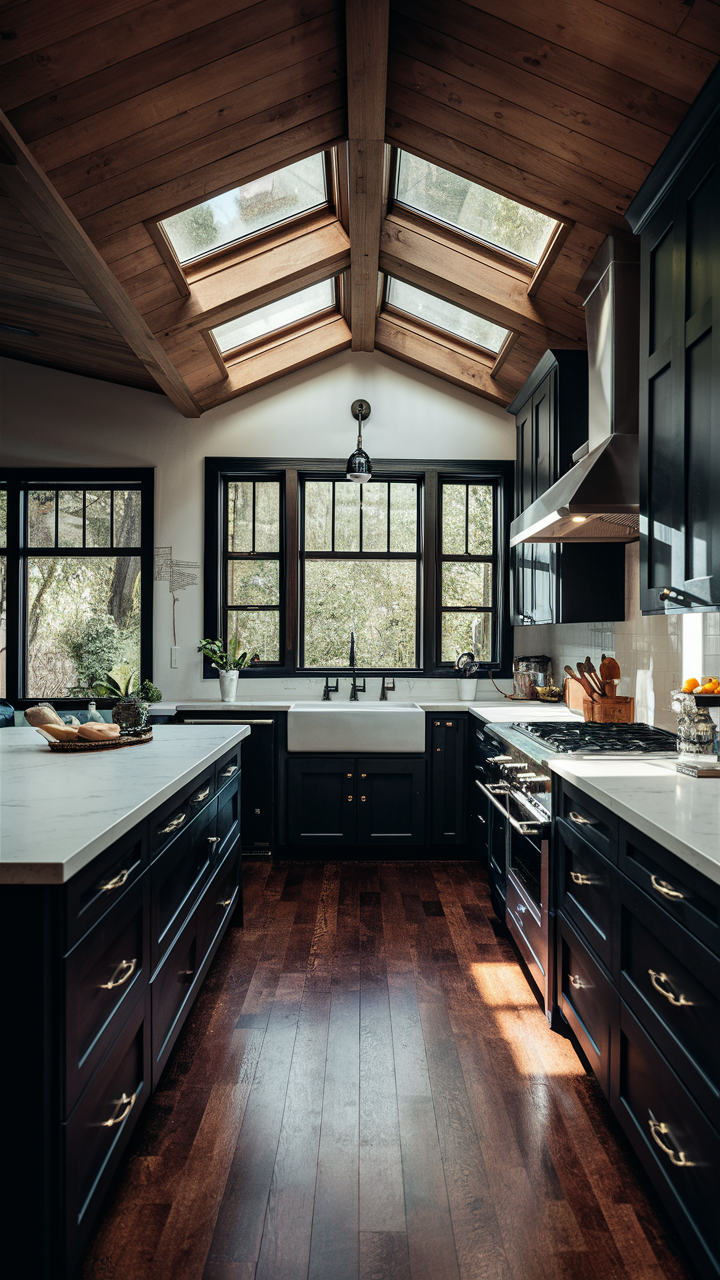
(670, 691), (715, 754)
(513, 655), (553, 700)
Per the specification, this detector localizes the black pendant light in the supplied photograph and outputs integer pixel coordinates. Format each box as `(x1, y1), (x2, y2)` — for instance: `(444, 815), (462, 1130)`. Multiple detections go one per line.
(346, 399), (372, 483)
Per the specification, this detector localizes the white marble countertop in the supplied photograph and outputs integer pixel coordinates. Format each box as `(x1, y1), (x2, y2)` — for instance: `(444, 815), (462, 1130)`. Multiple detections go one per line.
(151, 696), (581, 717)
(0, 725), (250, 885)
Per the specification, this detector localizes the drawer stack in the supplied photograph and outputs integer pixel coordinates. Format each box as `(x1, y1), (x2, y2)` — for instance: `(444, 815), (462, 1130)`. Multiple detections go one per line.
(553, 778), (720, 1280)
(1, 745), (242, 1280)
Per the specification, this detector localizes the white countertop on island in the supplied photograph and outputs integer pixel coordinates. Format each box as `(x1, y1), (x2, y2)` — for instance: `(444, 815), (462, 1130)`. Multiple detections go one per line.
(0, 724), (250, 885)
(151, 696), (580, 718)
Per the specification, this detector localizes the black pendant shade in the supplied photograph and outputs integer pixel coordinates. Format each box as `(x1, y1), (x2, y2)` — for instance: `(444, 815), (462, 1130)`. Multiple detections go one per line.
(346, 399), (372, 483)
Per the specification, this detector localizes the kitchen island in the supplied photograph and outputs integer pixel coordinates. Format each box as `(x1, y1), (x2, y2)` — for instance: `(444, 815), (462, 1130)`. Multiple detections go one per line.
(0, 724), (249, 1280)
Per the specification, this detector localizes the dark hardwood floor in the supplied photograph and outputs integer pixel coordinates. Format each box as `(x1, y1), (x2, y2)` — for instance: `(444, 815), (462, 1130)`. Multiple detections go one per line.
(79, 861), (693, 1280)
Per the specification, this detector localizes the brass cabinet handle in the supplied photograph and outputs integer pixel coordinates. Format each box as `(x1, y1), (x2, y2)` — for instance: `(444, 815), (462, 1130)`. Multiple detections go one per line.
(101, 868), (130, 892)
(648, 1113), (696, 1167)
(101, 1091), (137, 1128)
(570, 870), (599, 886)
(568, 810), (598, 826)
(569, 974), (586, 989)
(158, 812), (186, 836)
(218, 896), (233, 908)
(100, 958), (137, 990)
(254, 808), (261, 814)
(361, 796), (366, 802)
(648, 969), (694, 1007)
(207, 836), (221, 845)
(220, 765), (238, 777)
(192, 786), (211, 803)
(650, 874), (684, 900)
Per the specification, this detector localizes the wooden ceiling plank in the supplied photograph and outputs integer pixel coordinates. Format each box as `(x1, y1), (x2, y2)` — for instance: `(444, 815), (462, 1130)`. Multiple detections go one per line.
(387, 83), (637, 215)
(379, 214), (586, 345)
(0, 110), (201, 415)
(110, 243), (164, 282)
(146, 219), (351, 337)
(375, 313), (509, 403)
(79, 109), (347, 241)
(0, 0), (147, 66)
(388, 51), (652, 190)
(390, 0), (688, 135)
(49, 47), (344, 201)
(197, 315), (352, 408)
(63, 80), (344, 221)
(677, 0), (720, 55)
(6, 0), (337, 142)
(461, 0), (718, 103)
(588, 0), (697, 36)
(388, 12), (673, 164)
(28, 12), (342, 173)
(385, 110), (630, 236)
(93, 224), (156, 264)
(346, 0), (390, 352)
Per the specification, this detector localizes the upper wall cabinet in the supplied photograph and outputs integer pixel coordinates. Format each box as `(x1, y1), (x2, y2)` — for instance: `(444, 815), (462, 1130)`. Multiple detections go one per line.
(509, 351), (625, 626)
(626, 67), (720, 616)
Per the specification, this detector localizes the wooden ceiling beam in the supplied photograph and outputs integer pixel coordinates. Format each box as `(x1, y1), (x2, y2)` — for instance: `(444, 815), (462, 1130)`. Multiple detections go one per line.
(197, 314), (352, 408)
(346, 0), (389, 351)
(375, 312), (509, 404)
(0, 110), (201, 416)
(380, 213), (586, 347)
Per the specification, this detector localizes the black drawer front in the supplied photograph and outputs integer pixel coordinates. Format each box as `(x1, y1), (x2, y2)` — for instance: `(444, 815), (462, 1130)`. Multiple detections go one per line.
(506, 874), (546, 999)
(620, 822), (720, 959)
(65, 822), (147, 952)
(615, 1003), (720, 1280)
(216, 747), (241, 794)
(150, 764), (216, 858)
(65, 987), (150, 1272)
(556, 817), (619, 974)
(64, 875), (149, 1116)
(196, 850), (241, 970)
(217, 776), (240, 856)
(620, 885), (720, 1129)
(151, 798), (218, 972)
(151, 910), (199, 1083)
(558, 781), (617, 863)
(558, 913), (615, 1095)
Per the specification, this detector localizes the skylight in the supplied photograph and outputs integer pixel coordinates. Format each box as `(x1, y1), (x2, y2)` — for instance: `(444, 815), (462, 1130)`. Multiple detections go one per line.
(211, 279), (336, 354)
(161, 154), (328, 265)
(394, 151), (556, 265)
(385, 278), (508, 354)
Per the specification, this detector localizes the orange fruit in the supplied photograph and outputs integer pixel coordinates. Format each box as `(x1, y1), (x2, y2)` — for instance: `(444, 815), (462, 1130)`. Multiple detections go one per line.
(681, 677), (700, 692)
(698, 682), (716, 694)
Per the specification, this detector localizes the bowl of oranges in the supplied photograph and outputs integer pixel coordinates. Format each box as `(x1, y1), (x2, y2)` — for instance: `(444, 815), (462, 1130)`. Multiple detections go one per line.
(681, 676), (720, 703)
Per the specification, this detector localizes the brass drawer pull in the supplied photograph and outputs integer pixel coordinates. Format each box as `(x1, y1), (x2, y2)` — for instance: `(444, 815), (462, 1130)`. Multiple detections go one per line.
(570, 871), (598, 886)
(220, 765), (238, 777)
(101, 868), (130, 892)
(100, 958), (137, 990)
(101, 1091), (137, 1129)
(218, 896), (233, 908)
(650, 874), (684, 900)
(158, 812), (186, 836)
(568, 810), (598, 826)
(648, 1113), (696, 1167)
(648, 969), (694, 1007)
(569, 974), (586, 989)
(207, 836), (221, 845)
(347, 795), (353, 802)
(361, 796), (366, 802)
(192, 786), (211, 803)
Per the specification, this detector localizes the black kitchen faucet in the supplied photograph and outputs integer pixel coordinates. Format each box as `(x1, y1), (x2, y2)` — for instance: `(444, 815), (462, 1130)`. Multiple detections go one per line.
(349, 631), (366, 700)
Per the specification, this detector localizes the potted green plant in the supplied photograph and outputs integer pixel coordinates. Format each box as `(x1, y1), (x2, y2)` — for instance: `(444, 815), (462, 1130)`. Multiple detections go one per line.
(198, 637), (250, 702)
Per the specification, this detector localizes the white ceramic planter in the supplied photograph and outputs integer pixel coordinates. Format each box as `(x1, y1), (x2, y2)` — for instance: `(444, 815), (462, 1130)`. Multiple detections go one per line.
(456, 678), (478, 701)
(218, 669), (239, 702)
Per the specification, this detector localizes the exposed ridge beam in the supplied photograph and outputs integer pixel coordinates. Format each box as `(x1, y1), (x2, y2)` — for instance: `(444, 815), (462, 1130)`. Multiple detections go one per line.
(346, 0), (389, 351)
(0, 110), (201, 417)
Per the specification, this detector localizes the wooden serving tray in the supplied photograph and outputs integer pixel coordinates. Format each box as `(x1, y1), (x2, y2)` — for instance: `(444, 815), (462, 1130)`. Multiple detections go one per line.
(45, 730), (153, 752)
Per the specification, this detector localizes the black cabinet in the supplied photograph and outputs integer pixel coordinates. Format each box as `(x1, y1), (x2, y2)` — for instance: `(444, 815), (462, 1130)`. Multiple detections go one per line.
(509, 349), (626, 625)
(626, 69), (720, 614)
(177, 712), (275, 851)
(288, 756), (425, 848)
(430, 717), (466, 844)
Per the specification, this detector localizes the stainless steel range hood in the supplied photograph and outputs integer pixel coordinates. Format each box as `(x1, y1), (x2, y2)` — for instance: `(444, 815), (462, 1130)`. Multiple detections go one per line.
(510, 237), (640, 545)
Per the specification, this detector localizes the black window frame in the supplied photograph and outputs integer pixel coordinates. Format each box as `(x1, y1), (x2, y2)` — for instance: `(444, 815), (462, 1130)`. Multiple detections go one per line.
(204, 457), (513, 680)
(1, 468), (154, 709)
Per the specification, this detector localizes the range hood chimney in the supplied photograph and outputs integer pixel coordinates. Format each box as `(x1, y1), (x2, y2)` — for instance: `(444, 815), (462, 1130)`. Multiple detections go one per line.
(510, 237), (640, 545)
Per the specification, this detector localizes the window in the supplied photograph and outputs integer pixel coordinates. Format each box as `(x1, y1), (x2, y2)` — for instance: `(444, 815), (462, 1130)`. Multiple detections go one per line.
(301, 479), (421, 668)
(207, 460), (512, 677)
(161, 153), (328, 265)
(394, 150), (557, 265)
(1, 471), (153, 705)
(212, 279), (336, 356)
(385, 277), (508, 354)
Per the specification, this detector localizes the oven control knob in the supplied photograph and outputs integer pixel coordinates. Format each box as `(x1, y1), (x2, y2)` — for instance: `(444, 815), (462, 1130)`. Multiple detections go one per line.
(487, 755), (512, 764)
(520, 774), (548, 791)
(502, 762), (528, 772)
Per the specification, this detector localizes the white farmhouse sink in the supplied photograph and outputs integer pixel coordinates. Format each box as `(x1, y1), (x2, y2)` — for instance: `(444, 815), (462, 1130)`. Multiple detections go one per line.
(287, 702), (425, 753)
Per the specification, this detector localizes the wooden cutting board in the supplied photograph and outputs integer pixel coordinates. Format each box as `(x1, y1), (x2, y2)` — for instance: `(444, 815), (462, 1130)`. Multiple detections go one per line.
(564, 676), (586, 712)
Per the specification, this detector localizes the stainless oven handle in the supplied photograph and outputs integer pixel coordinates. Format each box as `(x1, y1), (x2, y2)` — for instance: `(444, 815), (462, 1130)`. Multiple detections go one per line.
(474, 779), (548, 837)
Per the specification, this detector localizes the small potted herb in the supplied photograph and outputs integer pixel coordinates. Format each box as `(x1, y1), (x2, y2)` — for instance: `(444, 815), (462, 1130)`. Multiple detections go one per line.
(198, 637), (250, 702)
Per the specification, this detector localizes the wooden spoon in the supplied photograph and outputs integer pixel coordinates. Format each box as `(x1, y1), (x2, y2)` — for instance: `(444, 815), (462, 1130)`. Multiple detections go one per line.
(584, 656), (606, 696)
(600, 654), (621, 683)
(575, 662), (601, 702)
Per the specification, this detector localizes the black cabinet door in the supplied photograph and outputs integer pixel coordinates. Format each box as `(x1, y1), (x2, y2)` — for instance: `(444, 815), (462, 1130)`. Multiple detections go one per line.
(639, 121), (720, 613)
(287, 758), (356, 845)
(430, 717), (467, 844)
(238, 719), (275, 849)
(356, 758), (425, 845)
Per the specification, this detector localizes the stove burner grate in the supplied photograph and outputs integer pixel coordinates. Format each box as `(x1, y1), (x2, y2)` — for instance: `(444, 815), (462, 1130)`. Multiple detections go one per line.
(510, 721), (678, 755)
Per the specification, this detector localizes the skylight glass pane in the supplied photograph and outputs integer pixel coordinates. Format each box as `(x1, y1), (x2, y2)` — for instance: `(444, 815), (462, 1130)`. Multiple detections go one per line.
(386, 278), (508, 353)
(395, 151), (556, 264)
(212, 279), (335, 354)
(161, 154), (327, 264)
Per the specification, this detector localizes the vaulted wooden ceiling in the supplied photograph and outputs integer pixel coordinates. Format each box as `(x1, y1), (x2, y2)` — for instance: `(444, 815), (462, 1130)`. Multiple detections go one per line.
(1, 0), (718, 416)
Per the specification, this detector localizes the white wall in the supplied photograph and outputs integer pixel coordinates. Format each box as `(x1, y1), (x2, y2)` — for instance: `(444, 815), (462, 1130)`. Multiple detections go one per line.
(1, 352), (514, 698)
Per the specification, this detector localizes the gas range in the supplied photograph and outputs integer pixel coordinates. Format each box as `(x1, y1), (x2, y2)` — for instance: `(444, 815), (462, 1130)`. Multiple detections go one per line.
(509, 720), (678, 758)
